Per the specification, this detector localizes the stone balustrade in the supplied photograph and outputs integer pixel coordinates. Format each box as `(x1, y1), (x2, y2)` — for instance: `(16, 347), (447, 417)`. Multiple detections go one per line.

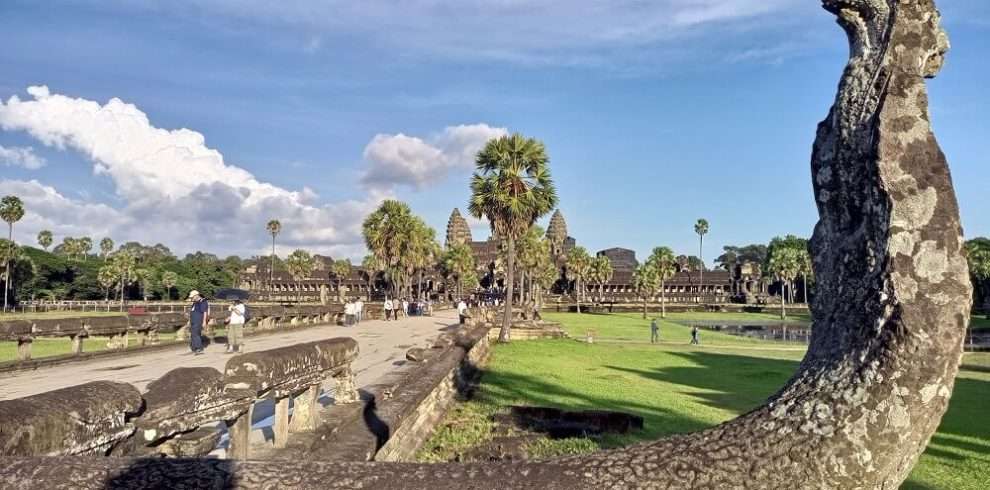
(0, 304), (346, 363)
(0, 337), (359, 460)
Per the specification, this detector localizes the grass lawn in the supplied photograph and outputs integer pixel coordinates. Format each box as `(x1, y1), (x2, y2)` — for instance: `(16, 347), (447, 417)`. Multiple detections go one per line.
(419, 312), (989, 490)
(0, 311), (125, 320)
(0, 331), (180, 362)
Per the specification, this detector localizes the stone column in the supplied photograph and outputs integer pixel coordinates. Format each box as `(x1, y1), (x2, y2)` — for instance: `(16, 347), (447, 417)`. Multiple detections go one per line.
(227, 404), (254, 460)
(16, 337), (32, 361)
(288, 385), (321, 433)
(273, 397), (290, 449)
(333, 369), (359, 404)
(71, 334), (84, 355)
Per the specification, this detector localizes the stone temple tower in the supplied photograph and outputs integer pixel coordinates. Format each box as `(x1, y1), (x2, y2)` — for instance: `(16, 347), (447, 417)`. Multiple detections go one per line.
(445, 208), (473, 247)
(546, 209), (568, 257)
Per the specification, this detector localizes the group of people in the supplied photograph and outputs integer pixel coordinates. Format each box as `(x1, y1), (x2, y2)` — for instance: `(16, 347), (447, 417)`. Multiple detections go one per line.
(344, 298), (364, 326)
(186, 289), (247, 355)
(382, 297), (432, 320)
(649, 318), (701, 345)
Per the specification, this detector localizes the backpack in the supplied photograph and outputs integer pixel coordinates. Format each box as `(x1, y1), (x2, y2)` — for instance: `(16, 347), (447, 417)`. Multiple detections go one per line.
(242, 305), (252, 322)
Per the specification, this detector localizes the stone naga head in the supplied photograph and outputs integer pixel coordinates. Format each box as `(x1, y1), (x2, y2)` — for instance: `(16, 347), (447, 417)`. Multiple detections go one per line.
(822, 0), (949, 78)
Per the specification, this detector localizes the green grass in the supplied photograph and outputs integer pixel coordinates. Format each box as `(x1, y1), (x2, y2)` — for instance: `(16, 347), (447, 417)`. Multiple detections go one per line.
(0, 311), (125, 320)
(0, 331), (179, 362)
(420, 312), (989, 490)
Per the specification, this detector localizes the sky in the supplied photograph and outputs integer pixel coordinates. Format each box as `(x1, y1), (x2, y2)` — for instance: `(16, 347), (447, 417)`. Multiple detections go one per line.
(1, 0), (988, 265)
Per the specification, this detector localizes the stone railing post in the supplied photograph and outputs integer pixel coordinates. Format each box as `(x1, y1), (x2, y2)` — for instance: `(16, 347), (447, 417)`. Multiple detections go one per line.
(16, 336), (32, 361)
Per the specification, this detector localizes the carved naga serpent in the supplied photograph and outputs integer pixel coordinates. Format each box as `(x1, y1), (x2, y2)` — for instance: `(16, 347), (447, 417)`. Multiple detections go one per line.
(0, 1), (971, 488)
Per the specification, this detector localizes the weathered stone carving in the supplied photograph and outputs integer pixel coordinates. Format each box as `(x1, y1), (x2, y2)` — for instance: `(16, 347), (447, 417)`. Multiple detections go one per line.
(0, 381), (142, 456)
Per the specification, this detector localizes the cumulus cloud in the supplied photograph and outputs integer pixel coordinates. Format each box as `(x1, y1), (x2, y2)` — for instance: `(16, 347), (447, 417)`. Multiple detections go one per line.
(361, 123), (507, 192)
(0, 86), (387, 258)
(0, 144), (45, 169)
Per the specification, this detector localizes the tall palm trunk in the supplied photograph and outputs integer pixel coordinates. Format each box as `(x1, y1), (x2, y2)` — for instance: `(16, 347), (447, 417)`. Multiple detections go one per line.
(3, 223), (11, 311)
(780, 280), (787, 320)
(498, 237), (515, 343)
(418, 270), (424, 300)
(660, 279), (667, 319)
(698, 235), (704, 303)
(575, 278), (582, 314)
(803, 275), (808, 304)
(642, 296), (647, 319)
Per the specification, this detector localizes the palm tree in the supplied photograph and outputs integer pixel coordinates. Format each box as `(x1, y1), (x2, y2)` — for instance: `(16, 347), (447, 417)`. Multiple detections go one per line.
(408, 220), (439, 300)
(331, 259), (352, 302)
(532, 256), (558, 311)
(134, 268), (154, 302)
(78, 237), (93, 258)
(565, 246), (591, 313)
(37, 230), (53, 251)
(100, 237), (114, 261)
(285, 249), (315, 302)
(266, 219), (282, 286)
(798, 248), (813, 304)
(1, 195), (25, 311)
(98, 265), (117, 302)
(767, 246), (801, 320)
(515, 226), (545, 303)
(648, 246), (677, 318)
(161, 271), (178, 301)
(442, 243), (477, 299)
(363, 200), (416, 296)
(590, 255), (613, 302)
(360, 255), (378, 300)
(694, 218), (709, 300)
(110, 250), (137, 311)
(469, 134), (557, 342)
(632, 262), (660, 319)
(968, 247), (990, 319)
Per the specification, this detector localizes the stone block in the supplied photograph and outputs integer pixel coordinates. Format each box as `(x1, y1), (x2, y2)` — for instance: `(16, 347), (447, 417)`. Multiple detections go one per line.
(0, 381), (142, 456)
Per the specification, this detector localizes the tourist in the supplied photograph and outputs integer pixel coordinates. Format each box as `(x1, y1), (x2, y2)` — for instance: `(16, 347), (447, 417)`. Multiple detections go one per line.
(651, 319), (659, 344)
(384, 297), (393, 321)
(344, 298), (355, 326)
(401, 298), (409, 318)
(691, 326), (701, 345)
(355, 298), (364, 324)
(187, 290), (209, 355)
(226, 299), (246, 353)
(457, 298), (468, 325)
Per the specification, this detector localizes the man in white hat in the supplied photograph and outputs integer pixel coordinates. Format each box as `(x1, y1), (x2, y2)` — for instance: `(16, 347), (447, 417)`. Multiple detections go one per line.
(187, 290), (210, 355)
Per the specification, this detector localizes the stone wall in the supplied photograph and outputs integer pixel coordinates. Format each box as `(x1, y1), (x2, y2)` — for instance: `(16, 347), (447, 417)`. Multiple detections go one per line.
(0, 337), (359, 460)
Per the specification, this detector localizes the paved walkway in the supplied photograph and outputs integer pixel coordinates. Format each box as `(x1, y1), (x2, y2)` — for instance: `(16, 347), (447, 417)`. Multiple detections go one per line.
(0, 309), (460, 399)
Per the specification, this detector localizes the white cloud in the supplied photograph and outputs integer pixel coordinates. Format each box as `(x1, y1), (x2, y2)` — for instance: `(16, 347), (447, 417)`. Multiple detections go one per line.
(361, 123), (507, 192)
(0, 86), (387, 258)
(0, 144), (46, 169)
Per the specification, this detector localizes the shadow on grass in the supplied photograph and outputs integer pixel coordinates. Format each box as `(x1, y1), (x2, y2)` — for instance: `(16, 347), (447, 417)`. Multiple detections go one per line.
(606, 351), (799, 414)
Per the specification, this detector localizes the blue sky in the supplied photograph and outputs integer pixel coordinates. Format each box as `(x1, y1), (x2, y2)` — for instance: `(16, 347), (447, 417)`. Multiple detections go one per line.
(1, 0), (987, 264)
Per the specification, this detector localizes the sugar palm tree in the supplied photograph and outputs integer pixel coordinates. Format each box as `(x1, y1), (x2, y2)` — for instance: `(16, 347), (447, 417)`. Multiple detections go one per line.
(442, 243), (476, 300)
(78, 237), (93, 258)
(266, 219), (282, 285)
(98, 265), (117, 302)
(469, 134), (557, 342)
(134, 268), (154, 302)
(363, 200), (416, 296)
(767, 245), (801, 320)
(515, 226), (545, 302)
(565, 246), (591, 313)
(331, 258), (352, 302)
(285, 249), (315, 302)
(633, 262), (660, 319)
(37, 230), (53, 251)
(694, 218), (709, 299)
(110, 250), (137, 311)
(590, 255), (613, 302)
(1, 195), (25, 311)
(360, 255), (378, 300)
(648, 246), (677, 318)
(100, 237), (114, 262)
(161, 271), (178, 301)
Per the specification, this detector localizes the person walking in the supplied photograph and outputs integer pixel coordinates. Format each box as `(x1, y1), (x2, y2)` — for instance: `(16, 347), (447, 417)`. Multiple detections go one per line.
(384, 297), (393, 321)
(457, 298), (468, 325)
(226, 299), (246, 353)
(650, 319), (660, 344)
(355, 298), (364, 324)
(188, 290), (209, 355)
(344, 298), (355, 326)
(690, 326), (701, 345)
(401, 298), (409, 319)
